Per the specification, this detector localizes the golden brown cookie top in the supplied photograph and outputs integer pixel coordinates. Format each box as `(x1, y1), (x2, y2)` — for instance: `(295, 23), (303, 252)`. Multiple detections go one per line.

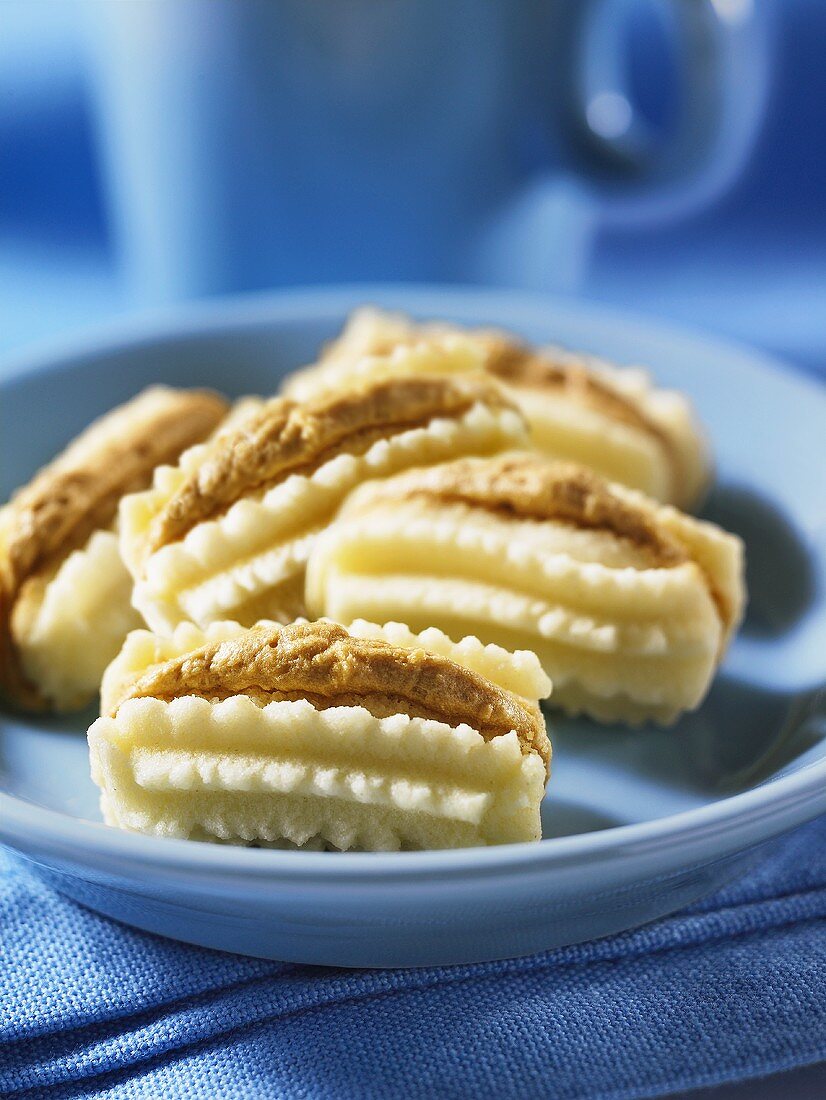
(347, 453), (688, 568)
(480, 333), (677, 460)
(108, 619), (551, 771)
(148, 374), (516, 553)
(484, 331), (709, 508)
(0, 385), (228, 709)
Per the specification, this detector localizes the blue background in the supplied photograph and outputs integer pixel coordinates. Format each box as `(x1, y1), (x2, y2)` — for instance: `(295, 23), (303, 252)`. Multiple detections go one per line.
(0, 0), (824, 371)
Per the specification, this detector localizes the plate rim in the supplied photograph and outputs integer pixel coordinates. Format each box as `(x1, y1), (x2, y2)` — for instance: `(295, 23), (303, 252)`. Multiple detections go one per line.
(2, 283), (825, 885)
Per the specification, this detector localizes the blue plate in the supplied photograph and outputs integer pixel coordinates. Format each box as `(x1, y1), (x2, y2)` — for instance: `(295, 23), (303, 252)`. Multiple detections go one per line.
(1, 286), (825, 967)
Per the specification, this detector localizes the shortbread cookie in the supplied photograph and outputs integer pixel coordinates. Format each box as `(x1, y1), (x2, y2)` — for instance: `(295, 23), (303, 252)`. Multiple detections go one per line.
(285, 307), (710, 509)
(89, 619), (552, 850)
(306, 454), (745, 725)
(120, 375), (527, 633)
(0, 386), (229, 711)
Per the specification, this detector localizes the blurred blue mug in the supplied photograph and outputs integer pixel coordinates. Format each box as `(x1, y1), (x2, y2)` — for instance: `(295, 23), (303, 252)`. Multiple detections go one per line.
(88, 0), (768, 302)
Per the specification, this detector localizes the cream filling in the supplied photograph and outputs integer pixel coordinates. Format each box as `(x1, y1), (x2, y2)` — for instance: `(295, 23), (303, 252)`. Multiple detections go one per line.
(89, 695), (546, 849)
(306, 501), (724, 629)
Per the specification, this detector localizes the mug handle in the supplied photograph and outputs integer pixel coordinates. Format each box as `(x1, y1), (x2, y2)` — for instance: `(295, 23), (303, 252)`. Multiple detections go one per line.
(551, 0), (771, 224)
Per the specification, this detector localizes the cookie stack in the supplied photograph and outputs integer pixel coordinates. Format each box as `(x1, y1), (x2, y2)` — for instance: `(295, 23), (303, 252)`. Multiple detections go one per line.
(1, 310), (745, 850)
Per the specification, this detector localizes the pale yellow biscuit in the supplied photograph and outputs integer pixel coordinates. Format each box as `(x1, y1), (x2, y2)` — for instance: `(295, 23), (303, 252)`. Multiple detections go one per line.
(284, 307), (710, 509)
(0, 386), (229, 711)
(11, 530), (140, 711)
(306, 453), (745, 726)
(90, 619), (551, 850)
(120, 374), (527, 633)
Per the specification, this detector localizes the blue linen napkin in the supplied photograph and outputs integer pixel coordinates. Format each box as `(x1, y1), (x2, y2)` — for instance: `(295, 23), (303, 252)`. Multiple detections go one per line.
(2, 817), (825, 1100)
